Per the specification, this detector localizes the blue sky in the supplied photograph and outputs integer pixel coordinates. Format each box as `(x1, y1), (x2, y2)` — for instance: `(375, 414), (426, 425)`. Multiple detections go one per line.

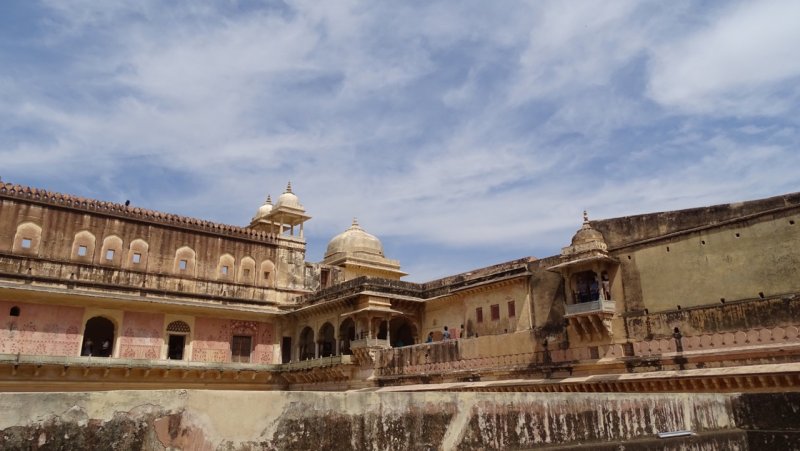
(1, 1), (799, 282)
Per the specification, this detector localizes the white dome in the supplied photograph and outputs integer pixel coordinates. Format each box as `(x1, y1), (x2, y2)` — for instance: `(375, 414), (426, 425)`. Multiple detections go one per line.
(325, 218), (384, 258)
(275, 182), (303, 209)
(254, 195), (273, 219)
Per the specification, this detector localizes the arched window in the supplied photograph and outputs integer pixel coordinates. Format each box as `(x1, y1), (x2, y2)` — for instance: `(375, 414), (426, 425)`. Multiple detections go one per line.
(9, 306), (20, 317)
(390, 317), (417, 347)
(319, 322), (335, 357)
(13, 222), (42, 255)
(298, 326), (315, 360)
(174, 246), (197, 276)
(128, 239), (149, 269)
(260, 260), (276, 287)
(239, 257), (256, 284)
(218, 253), (235, 281)
(81, 316), (115, 357)
(339, 318), (356, 355)
(166, 321), (190, 360)
(100, 235), (123, 266)
(72, 230), (96, 262)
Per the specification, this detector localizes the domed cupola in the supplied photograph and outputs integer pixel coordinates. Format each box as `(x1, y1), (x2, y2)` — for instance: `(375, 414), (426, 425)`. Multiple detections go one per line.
(322, 218), (406, 281)
(276, 182), (303, 210)
(565, 211), (607, 250)
(253, 195), (273, 221)
(548, 211), (620, 344)
(247, 182), (311, 239)
(562, 211), (608, 258)
(325, 218), (385, 259)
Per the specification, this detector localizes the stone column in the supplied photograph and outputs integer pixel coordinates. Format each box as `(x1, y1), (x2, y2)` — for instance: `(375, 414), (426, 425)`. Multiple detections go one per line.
(334, 322), (339, 356)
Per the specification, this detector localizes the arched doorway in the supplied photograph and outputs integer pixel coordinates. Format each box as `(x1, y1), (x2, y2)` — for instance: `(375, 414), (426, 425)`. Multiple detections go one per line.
(319, 322), (335, 357)
(390, 317), (416, 347)
(298, 326), (315, 360)
(166, 320), (190, 360)
(81, 316), (115, 357)
(339, 318), (356, 355)
(374, 318), (388, 340)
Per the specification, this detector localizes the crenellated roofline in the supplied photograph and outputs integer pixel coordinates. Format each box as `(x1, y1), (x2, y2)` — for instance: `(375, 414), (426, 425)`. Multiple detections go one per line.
(0, 181), (303, 247)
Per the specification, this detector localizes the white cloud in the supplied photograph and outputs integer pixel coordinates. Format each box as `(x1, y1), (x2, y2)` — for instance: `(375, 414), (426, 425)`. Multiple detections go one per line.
(2, 1), (799, 282)
(648, 0), (800, 114)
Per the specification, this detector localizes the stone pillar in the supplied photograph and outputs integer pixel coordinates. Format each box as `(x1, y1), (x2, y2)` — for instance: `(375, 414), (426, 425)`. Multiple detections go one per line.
(386, 317), (391, 346)
(334, 323), (339, 356)
(314, 341), (319, 359)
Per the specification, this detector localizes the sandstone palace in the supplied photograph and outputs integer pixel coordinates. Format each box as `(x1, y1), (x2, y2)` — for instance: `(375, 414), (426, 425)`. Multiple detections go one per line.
(1, 180), (800, 396)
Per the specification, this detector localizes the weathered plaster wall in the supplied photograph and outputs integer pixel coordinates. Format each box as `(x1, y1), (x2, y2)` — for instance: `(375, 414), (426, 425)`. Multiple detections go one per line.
(625, 295), (800, 340)
(623, 215), (800, 313)
(461, 282), (526, 337)
(0, 301), (83, 356)
(191, 317), (277, 364)
(529, 262), (565, 330)
(119, 312), (164, 360)
(192, 317), (233, 363)
(424, 298), (464, 341)
(592, 192), (800, 249)
(3, 390), (795, 450)
(0, 197), (305, 301)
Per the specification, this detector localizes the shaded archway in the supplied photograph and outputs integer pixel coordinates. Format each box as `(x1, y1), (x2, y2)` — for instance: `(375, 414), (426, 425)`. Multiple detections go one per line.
(81, 316), (115, 357)
(318, 322), (335, 357)
(298, 326), (315, 360)
(390, 317), (416, 347)
(339, 318), (356, 355)
(373, 318), (389, 340)
(571, 270), (599, 303)
(166, 320), (190, 360)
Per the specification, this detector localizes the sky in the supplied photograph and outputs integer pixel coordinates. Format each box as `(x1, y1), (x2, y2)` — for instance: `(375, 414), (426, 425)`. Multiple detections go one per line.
(1, 1), (799, 282)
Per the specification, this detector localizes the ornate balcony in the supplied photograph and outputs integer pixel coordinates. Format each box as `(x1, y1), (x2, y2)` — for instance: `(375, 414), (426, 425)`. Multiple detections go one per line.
(565, 299), (615, 316)
(565, 299), (615, 342)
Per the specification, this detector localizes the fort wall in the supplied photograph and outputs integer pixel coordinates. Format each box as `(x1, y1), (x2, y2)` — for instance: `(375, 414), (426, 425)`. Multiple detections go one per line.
(1, 389), (798, 450)
(621, 212), (800, 313)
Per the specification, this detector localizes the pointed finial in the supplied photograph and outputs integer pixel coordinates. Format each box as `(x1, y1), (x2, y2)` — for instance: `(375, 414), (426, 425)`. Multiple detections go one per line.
(352, 217), (359, 227)
(285, 181), (292, 193)
(583, 210), (589, 223)
(266, 194), (272, 204)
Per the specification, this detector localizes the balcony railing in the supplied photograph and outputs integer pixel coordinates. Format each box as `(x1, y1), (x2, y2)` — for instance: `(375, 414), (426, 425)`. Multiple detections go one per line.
(349, 338), (391, 349)
(565, 299), (615, 316)
(282, 354), (353, 370)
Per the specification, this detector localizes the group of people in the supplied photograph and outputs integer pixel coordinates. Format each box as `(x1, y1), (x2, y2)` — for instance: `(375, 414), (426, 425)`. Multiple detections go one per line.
(81, 338), (112, 357)
(576, 272), (611, 303)
(425, 324), (465, 343)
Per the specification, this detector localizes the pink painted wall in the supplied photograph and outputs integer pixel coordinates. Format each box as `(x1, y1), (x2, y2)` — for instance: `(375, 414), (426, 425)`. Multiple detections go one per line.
(253, 322), (276, 364)
(0, 301), (83, 356)
(119, 311), (164, 359)
(193, 317), (232, 363)
(192, 317), (276, 364)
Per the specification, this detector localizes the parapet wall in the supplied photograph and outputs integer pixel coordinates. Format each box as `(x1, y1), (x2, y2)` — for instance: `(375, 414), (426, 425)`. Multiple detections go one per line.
(1, 390), (798, 450)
